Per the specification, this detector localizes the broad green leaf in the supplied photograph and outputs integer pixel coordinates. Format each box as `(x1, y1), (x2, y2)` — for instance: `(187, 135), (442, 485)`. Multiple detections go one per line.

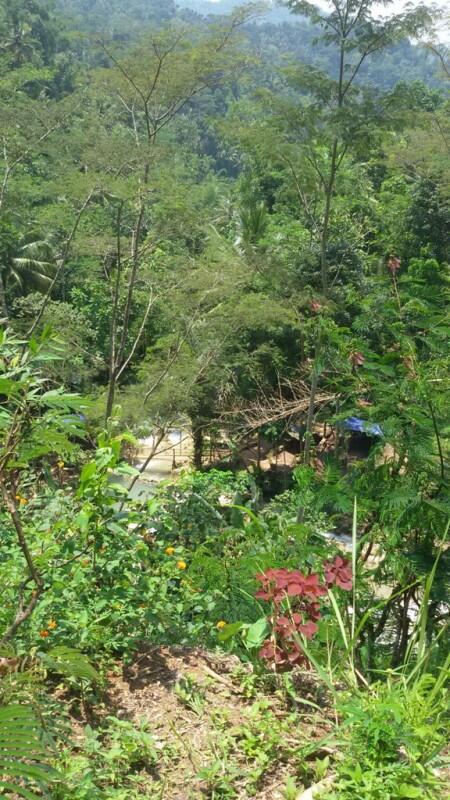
(79, 462), (97, 483)
(218, 621), (244, 641)
(244, 617), (269, 649)
(397, 785), (422, 798)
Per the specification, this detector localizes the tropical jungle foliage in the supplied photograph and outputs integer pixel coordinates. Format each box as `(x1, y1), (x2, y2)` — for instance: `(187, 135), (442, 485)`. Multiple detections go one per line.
(0, 0), (448, 798)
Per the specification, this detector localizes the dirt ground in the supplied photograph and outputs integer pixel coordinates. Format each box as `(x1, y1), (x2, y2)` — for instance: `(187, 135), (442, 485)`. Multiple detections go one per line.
(76, 645), (333, 799)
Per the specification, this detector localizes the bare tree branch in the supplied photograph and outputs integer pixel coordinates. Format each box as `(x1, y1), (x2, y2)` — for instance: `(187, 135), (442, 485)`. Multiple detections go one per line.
(27, 189), (96, 337)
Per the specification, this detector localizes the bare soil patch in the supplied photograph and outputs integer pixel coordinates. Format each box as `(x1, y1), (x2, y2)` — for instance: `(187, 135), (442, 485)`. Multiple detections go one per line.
(79, 645), (333, 799)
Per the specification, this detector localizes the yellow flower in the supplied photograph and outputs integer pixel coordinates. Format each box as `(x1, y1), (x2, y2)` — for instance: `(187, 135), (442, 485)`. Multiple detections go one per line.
(57, 460), (65, 468)
(216, 620), (227, 630)
(176, 560), (187, 570)
(165, 546), (175, 556)
(39, 630), (50, 638)
(47, 620), (57, 630)
(19, 498), (28, 505)
(15, 494), (22, 501)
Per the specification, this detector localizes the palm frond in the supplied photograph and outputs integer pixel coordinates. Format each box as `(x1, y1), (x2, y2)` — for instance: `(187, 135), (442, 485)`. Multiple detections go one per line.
(13, 259), (55, 275)
(9, 265), (54, 292)
(9, 240), (57, 293)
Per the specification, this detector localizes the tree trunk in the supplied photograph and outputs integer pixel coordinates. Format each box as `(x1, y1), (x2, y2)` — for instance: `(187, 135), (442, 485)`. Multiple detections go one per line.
(320, 139), (338, 294)
(0, 273), (9, 322)
(105, 370), (116, 422)
(193, 424), (203, 470)
(303, 328), (322, 466)
(105, 202), (123, 424)
(303, 369), (318, 467)
(391, 590), (411, 668)
(0, 482), (44, 645)
(319, 36), (344, 294)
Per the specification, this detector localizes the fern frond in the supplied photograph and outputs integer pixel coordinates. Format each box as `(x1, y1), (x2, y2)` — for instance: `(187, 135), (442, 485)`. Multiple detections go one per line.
(0, 704), (56, 799)
(41, 646), (99, 683)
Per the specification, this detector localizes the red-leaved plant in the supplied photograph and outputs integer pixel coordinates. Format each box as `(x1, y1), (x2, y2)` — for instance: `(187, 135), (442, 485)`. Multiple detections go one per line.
(255, 556), (352, 670)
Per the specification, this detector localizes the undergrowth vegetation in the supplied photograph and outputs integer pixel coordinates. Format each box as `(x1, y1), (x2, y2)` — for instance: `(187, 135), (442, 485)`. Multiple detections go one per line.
(0, 329), (448, 799)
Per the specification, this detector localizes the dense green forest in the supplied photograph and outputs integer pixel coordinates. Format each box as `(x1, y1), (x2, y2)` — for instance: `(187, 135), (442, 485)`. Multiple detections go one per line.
(0, 1), (449, 798)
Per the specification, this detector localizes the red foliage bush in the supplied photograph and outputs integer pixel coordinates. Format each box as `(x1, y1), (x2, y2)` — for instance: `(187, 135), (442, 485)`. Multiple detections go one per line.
(324, 555), (353, 590)
(255, 556), (352, 670)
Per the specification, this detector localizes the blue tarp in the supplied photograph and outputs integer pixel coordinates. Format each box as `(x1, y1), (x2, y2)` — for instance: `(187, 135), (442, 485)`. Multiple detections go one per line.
(342, 417), (383, 437)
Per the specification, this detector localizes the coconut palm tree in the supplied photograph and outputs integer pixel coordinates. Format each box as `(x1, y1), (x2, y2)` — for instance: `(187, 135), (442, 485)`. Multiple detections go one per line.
(0, 23), (38, 66)
(0, 238), (57, 321)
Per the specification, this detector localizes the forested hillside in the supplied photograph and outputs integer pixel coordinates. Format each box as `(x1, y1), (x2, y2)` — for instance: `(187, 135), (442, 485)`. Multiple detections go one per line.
(0, 1), (449, 798)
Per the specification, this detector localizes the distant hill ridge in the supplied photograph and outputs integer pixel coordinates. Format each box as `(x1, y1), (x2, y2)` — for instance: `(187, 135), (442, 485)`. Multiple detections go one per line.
(55, 0), (441, 90)
(178, 0), (293, 22)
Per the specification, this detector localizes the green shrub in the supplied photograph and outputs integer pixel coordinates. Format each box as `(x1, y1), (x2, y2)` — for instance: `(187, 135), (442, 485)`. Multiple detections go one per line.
(326, 675), (448, 800)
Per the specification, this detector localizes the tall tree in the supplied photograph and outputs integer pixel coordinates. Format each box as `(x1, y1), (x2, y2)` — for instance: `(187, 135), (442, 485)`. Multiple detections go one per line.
(284, 0), (435, 291)
(96, 9), (255, 419)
